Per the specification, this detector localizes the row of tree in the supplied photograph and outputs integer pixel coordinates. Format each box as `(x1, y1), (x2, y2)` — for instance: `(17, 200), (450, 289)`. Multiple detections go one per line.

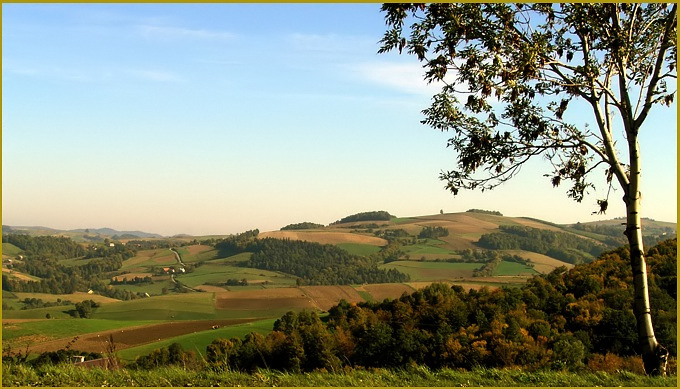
(331, 211), (394, 225)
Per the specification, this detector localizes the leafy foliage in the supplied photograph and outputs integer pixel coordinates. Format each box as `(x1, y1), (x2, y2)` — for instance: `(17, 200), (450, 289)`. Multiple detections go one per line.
(332, 211), (394, 225)
(281, 222), (325, 231)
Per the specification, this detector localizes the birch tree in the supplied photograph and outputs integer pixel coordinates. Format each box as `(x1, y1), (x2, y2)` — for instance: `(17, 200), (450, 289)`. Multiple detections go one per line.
(379, 2), (676, 375)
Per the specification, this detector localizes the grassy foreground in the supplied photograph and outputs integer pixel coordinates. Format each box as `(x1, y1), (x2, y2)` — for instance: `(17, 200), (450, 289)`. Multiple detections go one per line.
(2, 363), (676, 387)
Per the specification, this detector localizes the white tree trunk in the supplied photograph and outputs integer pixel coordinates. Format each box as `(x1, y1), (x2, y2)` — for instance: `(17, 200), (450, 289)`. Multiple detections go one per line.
(624, 138), (668, 376)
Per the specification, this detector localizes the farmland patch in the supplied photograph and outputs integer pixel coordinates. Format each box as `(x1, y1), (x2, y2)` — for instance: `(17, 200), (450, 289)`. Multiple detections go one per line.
(354, 283), (415, 302)
(380, 261), (481, 281)
(259, 231), (387, 246)
(299, 286), (363, 311)
(502, 250), (574, 273)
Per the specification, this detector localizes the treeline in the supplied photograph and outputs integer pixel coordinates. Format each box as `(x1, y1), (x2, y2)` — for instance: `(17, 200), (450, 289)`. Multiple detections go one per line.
(332, 211), (393, 225)
(418, 226), (449, 239)
(190, 239), (676, 373)
(2, 234), (86, 259)
(467, 209), (503, 216)
(477, 225), (608, 264)
(214, 233), (408, 285)
(281, 222), (325, 231)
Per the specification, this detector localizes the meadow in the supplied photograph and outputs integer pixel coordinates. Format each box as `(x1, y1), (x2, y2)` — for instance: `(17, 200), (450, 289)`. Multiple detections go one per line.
(2, 363), (676, 387)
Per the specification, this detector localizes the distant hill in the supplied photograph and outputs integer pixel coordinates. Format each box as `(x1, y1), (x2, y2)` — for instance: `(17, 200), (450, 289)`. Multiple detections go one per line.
(2, 226), (163, 241)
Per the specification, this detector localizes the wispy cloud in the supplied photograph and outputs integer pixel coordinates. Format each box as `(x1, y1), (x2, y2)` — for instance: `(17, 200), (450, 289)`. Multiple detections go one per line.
(138, 25), (236, 41)
(348, 61), (444, 96)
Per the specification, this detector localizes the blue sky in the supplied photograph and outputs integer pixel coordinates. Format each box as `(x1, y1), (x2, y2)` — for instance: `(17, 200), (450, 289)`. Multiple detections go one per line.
(2, 3), (677, 236)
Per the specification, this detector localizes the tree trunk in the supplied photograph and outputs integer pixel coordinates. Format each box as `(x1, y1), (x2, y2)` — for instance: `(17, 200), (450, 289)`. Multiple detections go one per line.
(624, 145), (668, 376)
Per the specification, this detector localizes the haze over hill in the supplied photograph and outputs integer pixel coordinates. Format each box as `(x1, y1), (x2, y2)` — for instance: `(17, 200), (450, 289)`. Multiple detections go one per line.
(3, 211), (675, 241)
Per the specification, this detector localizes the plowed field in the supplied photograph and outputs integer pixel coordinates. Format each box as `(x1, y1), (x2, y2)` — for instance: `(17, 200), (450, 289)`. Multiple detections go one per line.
(299, 286), (363, 310)
(23, 319), (256, 354)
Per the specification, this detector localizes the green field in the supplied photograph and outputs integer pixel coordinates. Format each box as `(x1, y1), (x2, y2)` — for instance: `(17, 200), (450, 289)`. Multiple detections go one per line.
(2, 319), (156, 343)
(173, 246), (219, 264)
(2, 243), (23, 256)
(402, 240), (459, 257)
(177, 264), (297, 288)
(117, 318), (278, 361)
(336, 243), (383, 256)
(493, 261), (539, 276)
(110, 278), (176, 296)
(92, 294), (216, 321)
(380, 261), (481, 281)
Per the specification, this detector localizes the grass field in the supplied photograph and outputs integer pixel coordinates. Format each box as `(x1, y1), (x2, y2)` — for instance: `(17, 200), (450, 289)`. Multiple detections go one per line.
(92, 294), (216, 321)
(336, 242), (383, 256)
(4, 363), (674, 387)
(2, 243), (23, 257)
(173, 245), (218, 264)
(176, 264), (298, 288)
(2, 318), (157, 343)
(493, 261), (539, 276)
(120, 249), (178, 271)
(380, 261), (481, 281)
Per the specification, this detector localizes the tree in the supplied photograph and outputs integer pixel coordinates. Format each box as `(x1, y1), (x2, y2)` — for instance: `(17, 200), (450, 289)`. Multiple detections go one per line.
(379, 3), (676, 375)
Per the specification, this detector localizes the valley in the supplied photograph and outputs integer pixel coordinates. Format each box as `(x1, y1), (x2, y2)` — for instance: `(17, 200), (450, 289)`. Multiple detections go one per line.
(2, 210), (676, 362)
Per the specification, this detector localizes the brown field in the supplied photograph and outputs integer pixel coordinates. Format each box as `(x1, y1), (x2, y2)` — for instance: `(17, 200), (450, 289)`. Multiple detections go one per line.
(185, 245), (213, 255)
(21, 319), (257, 355)
(354, 283), (415, 301)
(13, 292), (121, 305)
(215, 288), (316, 311)
(259, 231), (387, 246)
(504, 250), (574, 273)
(299, 286), (364, 311)
(2, 268), (38, 282)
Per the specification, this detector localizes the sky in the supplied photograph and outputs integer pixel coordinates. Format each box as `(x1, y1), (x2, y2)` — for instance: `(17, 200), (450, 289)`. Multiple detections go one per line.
(2, 3), (677, 237)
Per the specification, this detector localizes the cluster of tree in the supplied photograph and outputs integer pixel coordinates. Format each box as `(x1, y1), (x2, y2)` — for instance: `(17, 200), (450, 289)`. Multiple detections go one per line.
(571, 222), (676, 248)
(373, 228), (410, 241)
(68, 299), (100, 318)
(418, 226), (450, 239)
(110, 276), (153, 285)
(223, 278), (249, 287)
(331, 211), (393, 225)
(197, 239), (676, 373)
(467, 209), (504, 216)
(19, 297), (72, 310)
(2, 234), (86, 259)
(245, 238), (409, 285)
(131, 342), (200, 370)
(214, 229), (260, 257)
(89, 282), (145, 301)
(477, 225), (608, 264)
(280, 222), (325, 231)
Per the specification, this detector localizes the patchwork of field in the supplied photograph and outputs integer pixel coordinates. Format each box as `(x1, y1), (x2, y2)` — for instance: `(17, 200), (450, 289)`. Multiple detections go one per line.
(177, 263), (298, 289)
(14, 318), (258, 355)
